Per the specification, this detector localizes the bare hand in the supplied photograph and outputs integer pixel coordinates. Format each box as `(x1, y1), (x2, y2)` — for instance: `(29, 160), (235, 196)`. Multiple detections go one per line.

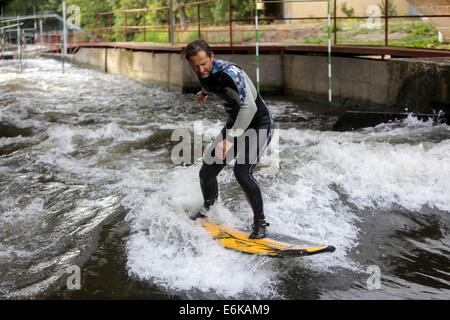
(215, 139), (233, 160)
(195, 91), (208, 107)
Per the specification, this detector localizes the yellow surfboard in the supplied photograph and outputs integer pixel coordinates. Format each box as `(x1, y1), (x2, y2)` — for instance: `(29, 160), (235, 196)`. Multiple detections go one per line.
(201, 220), (336, 257)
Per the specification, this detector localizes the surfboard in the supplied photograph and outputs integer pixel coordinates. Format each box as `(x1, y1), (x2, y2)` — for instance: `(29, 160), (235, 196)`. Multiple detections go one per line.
(201, 220), (336, 257)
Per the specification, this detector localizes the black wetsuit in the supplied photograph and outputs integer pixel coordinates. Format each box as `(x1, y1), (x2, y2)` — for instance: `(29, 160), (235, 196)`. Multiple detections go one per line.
(198, 59), (274, 221)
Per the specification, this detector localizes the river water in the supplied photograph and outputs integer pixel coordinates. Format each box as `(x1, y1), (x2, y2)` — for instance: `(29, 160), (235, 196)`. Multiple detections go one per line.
(0, 58), (449, 300)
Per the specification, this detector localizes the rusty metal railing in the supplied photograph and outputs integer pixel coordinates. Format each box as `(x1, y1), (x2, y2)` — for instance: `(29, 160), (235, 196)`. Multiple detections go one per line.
(93, 0), (219, 44)
(88, 0), (449, 49)
(36, 31), (93, 54)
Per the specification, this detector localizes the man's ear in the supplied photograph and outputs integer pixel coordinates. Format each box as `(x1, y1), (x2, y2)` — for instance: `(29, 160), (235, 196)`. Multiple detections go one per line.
(210, 52), (215, 61)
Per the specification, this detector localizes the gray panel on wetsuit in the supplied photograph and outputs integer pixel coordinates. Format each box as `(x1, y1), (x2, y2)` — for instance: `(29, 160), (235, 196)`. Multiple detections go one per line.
(203, 72), (267, 165)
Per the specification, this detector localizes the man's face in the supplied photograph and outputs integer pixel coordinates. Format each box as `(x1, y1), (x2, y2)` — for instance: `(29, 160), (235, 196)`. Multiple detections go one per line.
(188, 50), (214, 78)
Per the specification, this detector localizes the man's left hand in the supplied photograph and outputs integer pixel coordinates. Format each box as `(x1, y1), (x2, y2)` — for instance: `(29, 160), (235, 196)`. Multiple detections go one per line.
(216, 139), (233, 160)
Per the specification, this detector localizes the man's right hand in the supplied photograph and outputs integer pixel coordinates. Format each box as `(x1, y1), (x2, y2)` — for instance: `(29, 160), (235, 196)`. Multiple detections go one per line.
(195, 91), (208, 107)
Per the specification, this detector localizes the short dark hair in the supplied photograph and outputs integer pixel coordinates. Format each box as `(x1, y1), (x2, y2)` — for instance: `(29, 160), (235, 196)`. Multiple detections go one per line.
(185, 39), (213, 61)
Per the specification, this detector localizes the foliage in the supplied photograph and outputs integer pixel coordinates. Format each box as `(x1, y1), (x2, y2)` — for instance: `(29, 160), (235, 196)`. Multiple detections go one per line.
(378, 0), (397, 16)
(341, 2), (354, 18)
(0, 0), (256, 28)
(2, 0), (48, 16)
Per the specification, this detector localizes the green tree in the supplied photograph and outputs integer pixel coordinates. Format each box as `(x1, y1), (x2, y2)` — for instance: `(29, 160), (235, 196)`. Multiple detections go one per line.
(65, 0), (114, 30)
(2, 0), (45, 16)
(212, 0), (254, 21)
(0, 0), (256, 42)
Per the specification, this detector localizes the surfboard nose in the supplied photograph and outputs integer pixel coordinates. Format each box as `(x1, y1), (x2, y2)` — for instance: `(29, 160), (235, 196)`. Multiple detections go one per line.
(327, 245), (336, 253)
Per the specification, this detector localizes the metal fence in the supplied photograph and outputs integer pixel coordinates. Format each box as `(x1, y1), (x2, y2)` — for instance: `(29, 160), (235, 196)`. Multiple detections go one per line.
(47, 0), (450, 49)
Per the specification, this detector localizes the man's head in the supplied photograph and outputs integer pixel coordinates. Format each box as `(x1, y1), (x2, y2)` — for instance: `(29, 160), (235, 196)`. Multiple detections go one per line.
(185, 39), (215, 78)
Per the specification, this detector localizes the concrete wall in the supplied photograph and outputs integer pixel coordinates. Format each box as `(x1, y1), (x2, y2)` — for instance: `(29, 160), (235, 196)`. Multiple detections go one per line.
(72, 47), (184, 87)
(214, 54), (283, 94)
(388, 57), (450, 112)
(284, 54), (390, 105)
(71, 47), (107, 72)
(72, 48), (284, 94)
(69, 47), (449, 113)
(183, 54), (283, 94)
(284, 55), (328, 97)
(284, 54), (450, 112)
(106, 48), (183, 87)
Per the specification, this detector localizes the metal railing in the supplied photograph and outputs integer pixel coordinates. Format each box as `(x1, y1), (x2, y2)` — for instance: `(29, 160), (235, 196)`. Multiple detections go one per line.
(86, 0), (449, 48)
(94, 0), (219, 44)
(35, 31), (93, 54)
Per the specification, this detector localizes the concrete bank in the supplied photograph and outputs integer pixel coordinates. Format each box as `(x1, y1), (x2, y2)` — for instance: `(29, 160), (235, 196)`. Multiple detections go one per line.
(65, 47), (449, 113)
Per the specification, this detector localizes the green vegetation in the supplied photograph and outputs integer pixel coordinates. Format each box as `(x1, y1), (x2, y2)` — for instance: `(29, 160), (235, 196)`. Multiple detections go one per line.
(1, 0), (447, 49)
(341, 2), (354, 18)
(133, 30), (170, 43)
(378, 0), (397, 16)
(1, 0), (256, 35)
(1, 0), (113, 30)
(301, 18), (448, 49)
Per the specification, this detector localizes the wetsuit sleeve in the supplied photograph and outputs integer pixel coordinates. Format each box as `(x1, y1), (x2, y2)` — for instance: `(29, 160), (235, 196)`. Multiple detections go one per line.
(201, 85), (209, 96)
(224, 72), (258, 142)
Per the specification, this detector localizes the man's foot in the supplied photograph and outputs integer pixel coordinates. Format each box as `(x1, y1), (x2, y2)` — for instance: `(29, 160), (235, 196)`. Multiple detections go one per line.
(249, 220), (270, 239)
(189, 209), (208, 220)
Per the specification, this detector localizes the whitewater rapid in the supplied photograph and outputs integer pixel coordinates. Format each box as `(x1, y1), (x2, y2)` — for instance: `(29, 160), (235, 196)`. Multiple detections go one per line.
(0, 58), (448, 299)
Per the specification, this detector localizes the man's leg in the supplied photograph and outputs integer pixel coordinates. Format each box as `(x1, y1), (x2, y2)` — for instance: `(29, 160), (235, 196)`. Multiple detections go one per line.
(233, 164), (265, 220)
(233, 123), (272, 238)
(190, 126), (228, 220)
(199, 160), (226, 210)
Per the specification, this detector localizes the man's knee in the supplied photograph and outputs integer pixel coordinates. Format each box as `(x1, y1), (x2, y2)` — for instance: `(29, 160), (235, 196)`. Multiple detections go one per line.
(200, 163), (219, 185)
(233, 165), (250, 186)
(199, 165), (209, 183)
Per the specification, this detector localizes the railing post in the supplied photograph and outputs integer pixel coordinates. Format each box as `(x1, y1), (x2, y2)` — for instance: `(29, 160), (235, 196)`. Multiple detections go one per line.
(385, 0), (389, 46)
(124, 12), (127, 41)
(92, 16), (97, 43)
(229, 0), (232, 46)
(167, 9), (171, 44)
(333, 0), (337, 45)
(39, 19), (43, 53)
(169, 0), (174, 45)
(142, 12), (146, 42)
(109, 14), (112, 41)
(62, 0), (68, 55)
(197, 4), (201, 38)
(98, 15), (102, 42)
(17, 17), (21, 72)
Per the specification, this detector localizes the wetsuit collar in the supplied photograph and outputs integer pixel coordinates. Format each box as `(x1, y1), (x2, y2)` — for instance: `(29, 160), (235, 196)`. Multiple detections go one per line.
(211, 59), (232, 75)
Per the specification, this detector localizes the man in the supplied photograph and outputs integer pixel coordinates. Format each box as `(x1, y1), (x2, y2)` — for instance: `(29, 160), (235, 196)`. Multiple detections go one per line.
(185, 39), (274, 239)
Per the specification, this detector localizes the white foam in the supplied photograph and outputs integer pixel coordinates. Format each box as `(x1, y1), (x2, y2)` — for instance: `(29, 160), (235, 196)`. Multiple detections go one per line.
(279, 125), (450, 213)
(123, 115), (450, 296)
(0, 197), (49, 259)
(2, 58), (449, 298)
(121, 165), (283, 298)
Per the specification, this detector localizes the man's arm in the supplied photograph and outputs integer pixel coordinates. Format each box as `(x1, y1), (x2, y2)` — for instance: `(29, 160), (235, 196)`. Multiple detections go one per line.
(224, 72), (258, 142)
(195, 91), (208, 106)
(196, 85), (209, 106)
